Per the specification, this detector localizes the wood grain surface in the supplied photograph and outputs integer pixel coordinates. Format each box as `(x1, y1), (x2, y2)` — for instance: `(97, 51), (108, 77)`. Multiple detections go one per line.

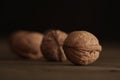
(0, 38), (120, 80)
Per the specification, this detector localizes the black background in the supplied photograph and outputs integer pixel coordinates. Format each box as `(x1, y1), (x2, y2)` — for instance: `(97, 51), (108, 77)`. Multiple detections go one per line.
(0, 0), (115, 42)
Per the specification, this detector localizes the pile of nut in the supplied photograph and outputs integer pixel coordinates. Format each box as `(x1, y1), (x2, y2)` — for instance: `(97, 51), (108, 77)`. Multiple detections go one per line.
(9, 29), (102, 65)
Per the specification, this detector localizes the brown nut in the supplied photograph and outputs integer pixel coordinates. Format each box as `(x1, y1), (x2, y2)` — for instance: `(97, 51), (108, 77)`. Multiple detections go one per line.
(41, 30), (68, 62)
(63, 31), (102, 65)
(9, 30), (43, 60)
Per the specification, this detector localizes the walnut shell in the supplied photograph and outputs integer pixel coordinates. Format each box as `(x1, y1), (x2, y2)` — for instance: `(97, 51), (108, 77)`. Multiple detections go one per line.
(63, 31), (102, 65)
(9, 30), (43, 60)
(41, 30), (68, 62)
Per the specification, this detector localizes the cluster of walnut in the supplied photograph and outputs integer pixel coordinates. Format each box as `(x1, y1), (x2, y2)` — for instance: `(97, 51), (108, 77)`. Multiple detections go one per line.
(9, 30), (102, 65)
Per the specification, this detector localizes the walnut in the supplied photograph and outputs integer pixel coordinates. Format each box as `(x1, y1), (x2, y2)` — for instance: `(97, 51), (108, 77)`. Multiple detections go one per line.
(9, 30), (43, 60)
(63, 31), (102, 65)
(41, 30), (68, 62)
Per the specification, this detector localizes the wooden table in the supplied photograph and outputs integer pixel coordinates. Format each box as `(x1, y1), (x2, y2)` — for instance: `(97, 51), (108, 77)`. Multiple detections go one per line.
(0, 38), (120, 80)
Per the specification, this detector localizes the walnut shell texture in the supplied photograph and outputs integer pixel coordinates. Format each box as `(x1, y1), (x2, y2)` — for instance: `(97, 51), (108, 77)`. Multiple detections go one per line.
(9, 30), (43, 60)
(41, 30), (68, 62)
(63, 31), (102, 65)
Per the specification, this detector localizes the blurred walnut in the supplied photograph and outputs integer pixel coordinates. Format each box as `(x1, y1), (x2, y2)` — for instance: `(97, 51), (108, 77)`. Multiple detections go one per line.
(9, 30), (43, 60)
(63, 31), (102, 65)
(41, 30), (68, 62)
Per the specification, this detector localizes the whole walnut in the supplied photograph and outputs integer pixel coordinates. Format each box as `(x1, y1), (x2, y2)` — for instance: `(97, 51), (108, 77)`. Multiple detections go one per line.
(9, 30), (43, 60)
(63, 31), (102, 65)
(41, 30), (68, 62)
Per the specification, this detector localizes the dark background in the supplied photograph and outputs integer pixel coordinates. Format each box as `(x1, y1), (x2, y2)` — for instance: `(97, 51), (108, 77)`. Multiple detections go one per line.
(0, 0), (114, 42)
